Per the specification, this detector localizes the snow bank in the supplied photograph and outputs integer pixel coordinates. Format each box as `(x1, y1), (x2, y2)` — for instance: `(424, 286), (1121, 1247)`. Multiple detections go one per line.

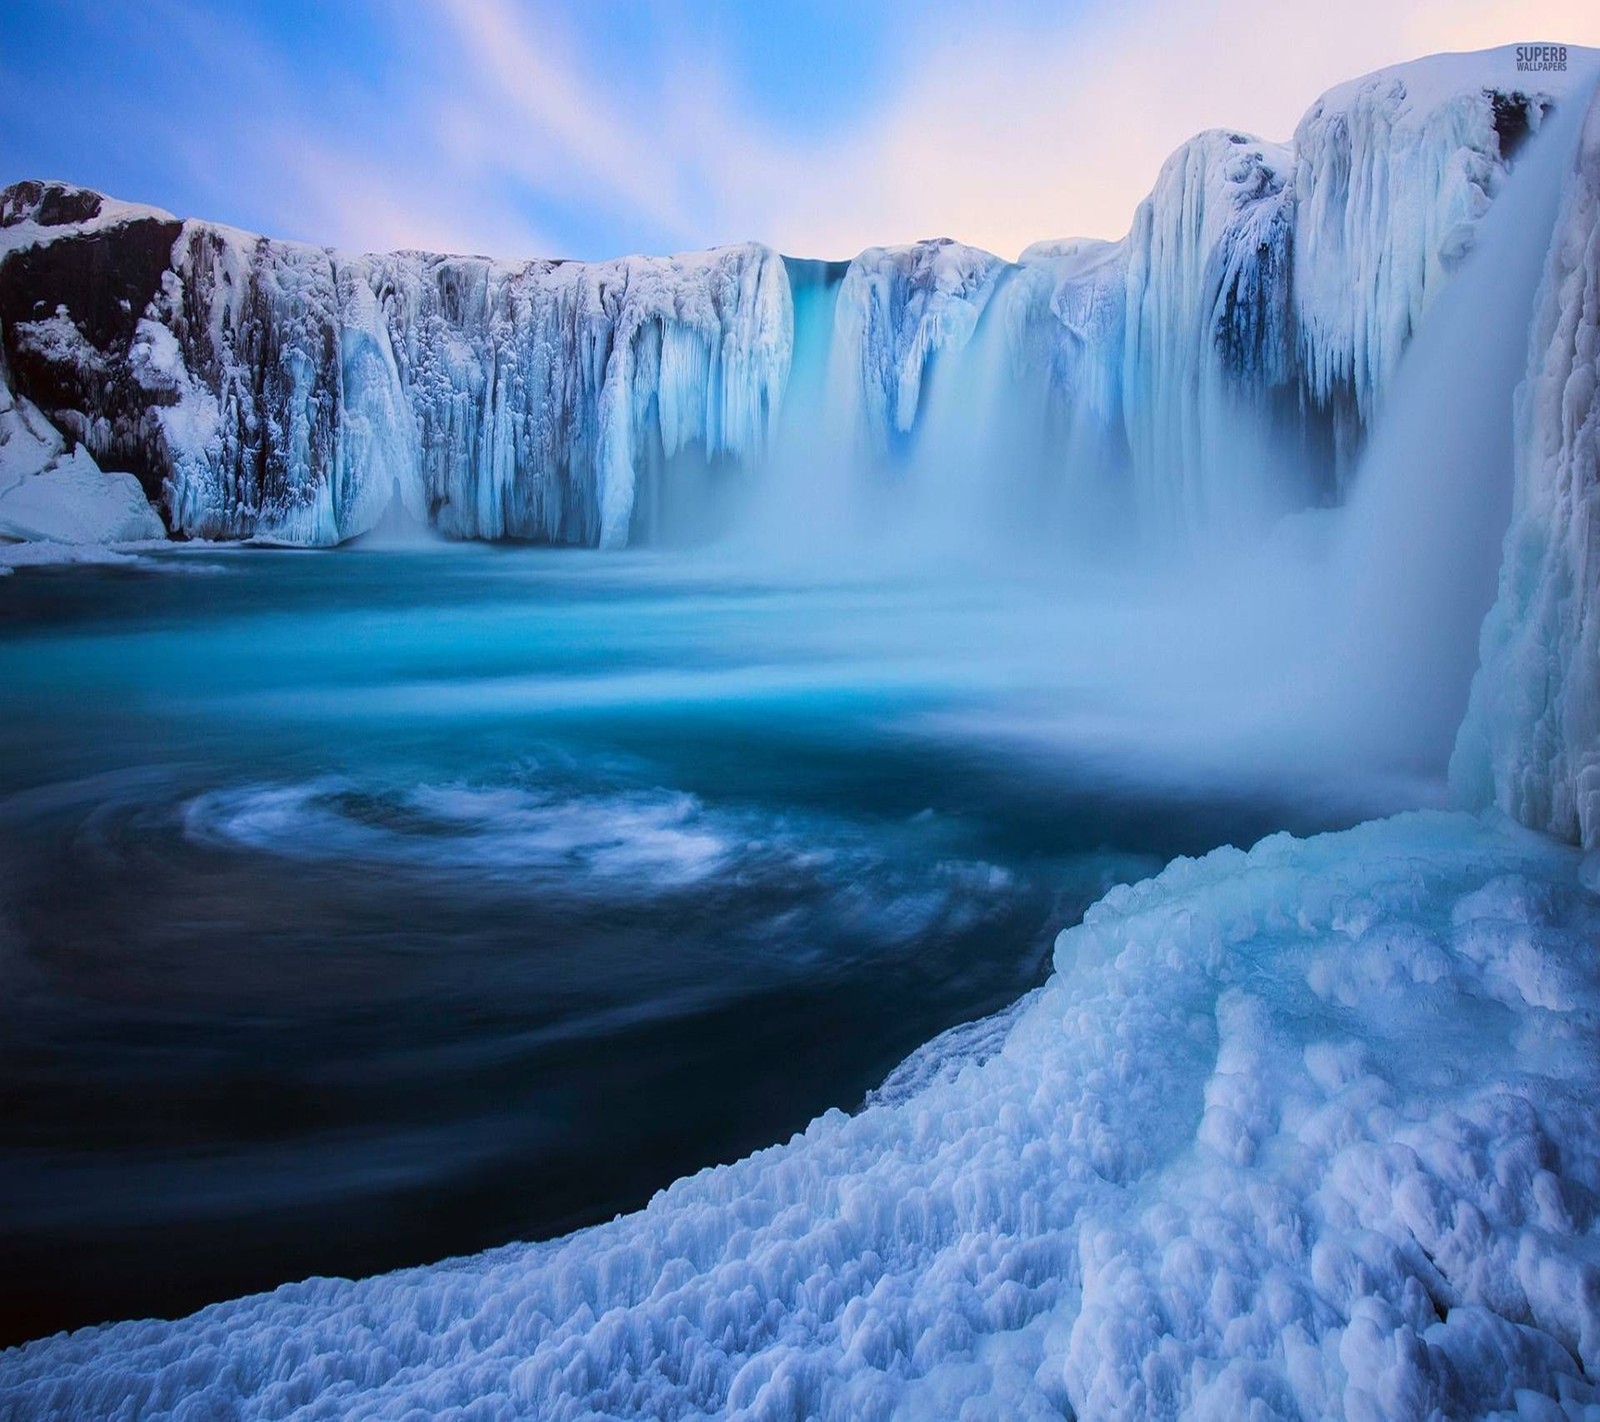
(1454, 84), (1600, 848)
(0, 339), (165, 545)
(0, 445), (164, 543)
(5, 810), (1597, 1418)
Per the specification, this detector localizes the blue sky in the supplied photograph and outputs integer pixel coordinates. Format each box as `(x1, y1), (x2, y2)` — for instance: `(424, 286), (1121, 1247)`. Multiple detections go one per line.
(2, 0), (1596, 261)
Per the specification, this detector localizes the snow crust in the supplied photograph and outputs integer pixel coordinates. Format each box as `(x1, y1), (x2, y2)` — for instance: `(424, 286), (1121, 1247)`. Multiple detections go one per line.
(5, 811), (1598, 1419)
(1455, 83), (1600, 847)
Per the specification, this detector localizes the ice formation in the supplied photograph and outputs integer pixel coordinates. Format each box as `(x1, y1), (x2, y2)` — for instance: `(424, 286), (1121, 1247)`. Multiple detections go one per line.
(0, 49), (1585, 549)
(1454, 88), (1600, 849)
(828, 239), (1007, 456)
(0, 184), (791, 548)
(5, 811), (1598, 1419)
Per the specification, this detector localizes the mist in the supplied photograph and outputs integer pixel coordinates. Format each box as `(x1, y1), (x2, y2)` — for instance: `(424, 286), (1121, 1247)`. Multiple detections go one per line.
(656, 86), (1597, 819)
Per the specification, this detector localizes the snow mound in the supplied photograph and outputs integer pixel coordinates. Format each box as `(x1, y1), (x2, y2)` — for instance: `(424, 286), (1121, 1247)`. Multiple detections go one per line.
(0, 445), (165, 544)
(5, 811), (1598, 1419)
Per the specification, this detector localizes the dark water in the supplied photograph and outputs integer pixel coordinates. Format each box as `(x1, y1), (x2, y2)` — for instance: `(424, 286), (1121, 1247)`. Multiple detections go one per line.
(0, 546), (1364, 1345)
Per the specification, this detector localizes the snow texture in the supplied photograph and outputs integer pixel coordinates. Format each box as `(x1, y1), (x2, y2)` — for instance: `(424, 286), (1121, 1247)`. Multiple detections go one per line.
(4, 810), (1599, 1420)
(1455, 82), (1600, 847)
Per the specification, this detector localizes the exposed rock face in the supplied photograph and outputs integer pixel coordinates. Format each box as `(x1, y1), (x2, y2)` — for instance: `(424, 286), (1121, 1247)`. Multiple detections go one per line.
(0, 196), (183, 503)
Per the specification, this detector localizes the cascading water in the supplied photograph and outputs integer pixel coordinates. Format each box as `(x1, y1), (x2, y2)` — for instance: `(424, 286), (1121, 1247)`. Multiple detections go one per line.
(1324, 74), (1599, 770)
(727, 257), (857, 560)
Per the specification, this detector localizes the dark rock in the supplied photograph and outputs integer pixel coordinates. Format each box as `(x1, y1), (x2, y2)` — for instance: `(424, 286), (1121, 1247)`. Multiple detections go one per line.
(0, 180), (104, 229)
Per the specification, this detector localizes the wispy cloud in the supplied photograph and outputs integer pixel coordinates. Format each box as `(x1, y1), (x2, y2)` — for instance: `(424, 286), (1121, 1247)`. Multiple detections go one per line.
(4, 0), (1597, 262)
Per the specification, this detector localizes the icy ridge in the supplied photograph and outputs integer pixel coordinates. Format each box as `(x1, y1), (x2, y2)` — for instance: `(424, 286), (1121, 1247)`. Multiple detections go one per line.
(4, 810), (1597, 1418)
(1454, 84), (1600, 847)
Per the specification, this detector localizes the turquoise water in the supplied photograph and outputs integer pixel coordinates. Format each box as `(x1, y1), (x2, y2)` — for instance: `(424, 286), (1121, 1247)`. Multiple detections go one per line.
(0, 546), (1365, 1342)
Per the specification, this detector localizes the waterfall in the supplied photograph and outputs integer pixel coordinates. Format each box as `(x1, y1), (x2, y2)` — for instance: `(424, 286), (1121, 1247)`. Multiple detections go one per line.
(1326, 78), (1597, 769)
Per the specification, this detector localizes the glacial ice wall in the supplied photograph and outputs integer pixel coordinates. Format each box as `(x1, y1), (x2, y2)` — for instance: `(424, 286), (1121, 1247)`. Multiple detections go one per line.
(1453, 86), (1600, 847)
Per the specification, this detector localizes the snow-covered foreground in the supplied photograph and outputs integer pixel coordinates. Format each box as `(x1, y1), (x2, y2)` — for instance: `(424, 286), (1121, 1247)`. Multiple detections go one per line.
(5, 810), (1597, 1420)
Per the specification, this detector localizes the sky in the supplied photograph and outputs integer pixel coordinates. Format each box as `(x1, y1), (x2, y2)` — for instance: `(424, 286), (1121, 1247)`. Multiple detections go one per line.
(2, 0), (1598, 263)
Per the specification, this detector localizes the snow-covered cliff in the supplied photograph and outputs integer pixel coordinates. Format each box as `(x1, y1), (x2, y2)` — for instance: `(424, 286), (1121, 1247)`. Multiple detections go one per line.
(0, 188), (792, 547)
(1453, 84), (1600, 847)
(0, 47), (1582, 550)
(818, 50), (1583, 542)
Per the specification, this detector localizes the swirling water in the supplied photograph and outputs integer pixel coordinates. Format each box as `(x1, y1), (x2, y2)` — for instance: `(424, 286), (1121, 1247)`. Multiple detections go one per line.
(0, 545), (1378, 1344)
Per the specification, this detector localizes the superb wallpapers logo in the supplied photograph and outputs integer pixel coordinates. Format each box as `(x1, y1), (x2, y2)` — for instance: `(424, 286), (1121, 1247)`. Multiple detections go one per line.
(1517, 44), (1568, 71)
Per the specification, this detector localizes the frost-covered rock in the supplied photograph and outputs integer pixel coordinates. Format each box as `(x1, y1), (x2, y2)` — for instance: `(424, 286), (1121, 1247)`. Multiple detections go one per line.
(4, 811), (1598, 1419)
(0, 340), (64, 492)
(0, 336), (164, 544)
(1454, 85), (1600, 847)
(830, 238), (1007, 454)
